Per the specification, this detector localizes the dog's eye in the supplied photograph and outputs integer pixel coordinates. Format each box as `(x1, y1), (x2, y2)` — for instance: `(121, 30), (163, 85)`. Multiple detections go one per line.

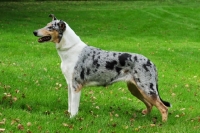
(48, 26), (57, 30)
(48, 26), (53, 30)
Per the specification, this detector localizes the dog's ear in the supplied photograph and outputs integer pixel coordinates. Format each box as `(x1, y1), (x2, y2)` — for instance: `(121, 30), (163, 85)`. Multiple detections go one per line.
(58, 20), (66, 32)
(57, 20), (66, 43)
(49, 14), (57, 21)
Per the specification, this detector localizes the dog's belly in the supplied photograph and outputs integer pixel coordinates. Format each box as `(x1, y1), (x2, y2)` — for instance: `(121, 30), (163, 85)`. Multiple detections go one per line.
(83, 67), (133, 87)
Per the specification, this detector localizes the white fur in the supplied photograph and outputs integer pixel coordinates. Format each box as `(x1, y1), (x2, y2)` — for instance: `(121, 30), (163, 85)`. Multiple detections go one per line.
(56, 23), (86, 117)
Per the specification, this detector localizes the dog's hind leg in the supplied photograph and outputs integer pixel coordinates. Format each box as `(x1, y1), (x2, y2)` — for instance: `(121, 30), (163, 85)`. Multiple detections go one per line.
(128, 81), (168, 122)
(154, 98), (168, 122)
(141, 93), (168, 122)
(127, 82), (152, 115)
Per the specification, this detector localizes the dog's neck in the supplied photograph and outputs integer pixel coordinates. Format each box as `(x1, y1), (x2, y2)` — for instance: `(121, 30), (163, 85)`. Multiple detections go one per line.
(56, 23), (87, 62)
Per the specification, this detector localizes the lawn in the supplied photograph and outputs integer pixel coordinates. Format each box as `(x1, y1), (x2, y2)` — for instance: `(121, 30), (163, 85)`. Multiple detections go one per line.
(0, 1), (200, 132)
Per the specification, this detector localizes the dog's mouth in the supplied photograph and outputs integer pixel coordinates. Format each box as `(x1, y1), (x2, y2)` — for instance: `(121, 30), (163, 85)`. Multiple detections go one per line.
(38, 36), (51, 43)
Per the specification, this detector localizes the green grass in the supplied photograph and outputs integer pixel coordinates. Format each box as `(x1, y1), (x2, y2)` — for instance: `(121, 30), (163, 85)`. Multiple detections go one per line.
(0, 1), (200, 132)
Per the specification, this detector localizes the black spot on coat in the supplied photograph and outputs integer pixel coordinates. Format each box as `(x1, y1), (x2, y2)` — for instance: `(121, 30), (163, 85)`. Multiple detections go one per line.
(92, 55), (95, 60)
(143, 59), (152, 72)
(134, 56), (138, 62)
(93, 60), (100, 68)
(80, 68), (85, 80)
(150, 83), (154, 90)
(106, 60), (117, 70)
(86, 68), (91, 75)
(115, 67), (122, 74)
(118, 53), (132, 66)
(149, 91), (156, 95)
(134, 70), (138, 74)
(136, 78), (141, 83)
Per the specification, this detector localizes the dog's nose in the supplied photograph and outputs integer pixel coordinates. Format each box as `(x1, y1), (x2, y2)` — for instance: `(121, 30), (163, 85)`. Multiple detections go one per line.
(33, 31), (38, 36)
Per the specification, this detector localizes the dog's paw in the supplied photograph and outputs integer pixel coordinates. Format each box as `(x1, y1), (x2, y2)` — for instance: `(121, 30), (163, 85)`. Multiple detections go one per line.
(142, 109), (149, 115)
(142, 107), (152, 115)
(70, 114), (77, 119)
(70, 112), (78, 118)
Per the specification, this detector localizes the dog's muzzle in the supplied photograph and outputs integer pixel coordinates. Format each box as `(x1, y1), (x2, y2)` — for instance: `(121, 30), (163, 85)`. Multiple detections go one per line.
(33, 30), (52, 43)
(33, 31), (38, 36)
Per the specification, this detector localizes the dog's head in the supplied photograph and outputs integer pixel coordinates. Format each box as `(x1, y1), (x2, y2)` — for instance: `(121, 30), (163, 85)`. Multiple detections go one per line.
(33, 14), (66, 43)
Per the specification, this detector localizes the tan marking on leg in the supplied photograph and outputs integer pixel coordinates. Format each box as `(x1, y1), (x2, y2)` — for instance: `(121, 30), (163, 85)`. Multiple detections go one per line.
(128, 80), (168, 122)
(127, 82), (152, 115)
(154, 100), (168, 122)
(75, 84), (82, 93)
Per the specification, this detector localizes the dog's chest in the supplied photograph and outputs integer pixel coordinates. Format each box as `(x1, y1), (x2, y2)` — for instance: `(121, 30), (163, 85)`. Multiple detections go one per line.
(58, 45), (86, 80)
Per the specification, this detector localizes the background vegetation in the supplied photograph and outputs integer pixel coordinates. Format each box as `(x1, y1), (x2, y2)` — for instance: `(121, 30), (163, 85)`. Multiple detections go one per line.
(0, 1), (200, 132)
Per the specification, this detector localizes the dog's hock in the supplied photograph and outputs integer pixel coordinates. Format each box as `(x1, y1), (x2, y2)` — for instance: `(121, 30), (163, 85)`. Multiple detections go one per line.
(49, 14), (57, 21)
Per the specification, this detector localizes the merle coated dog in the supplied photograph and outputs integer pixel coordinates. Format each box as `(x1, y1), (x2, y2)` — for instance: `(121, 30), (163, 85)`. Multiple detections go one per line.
(33, 14), (170, 122)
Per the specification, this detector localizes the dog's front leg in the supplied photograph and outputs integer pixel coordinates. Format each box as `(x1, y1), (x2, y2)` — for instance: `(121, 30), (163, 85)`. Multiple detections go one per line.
(69, 88), (81, 118)
(64, 73), (81, 117)
(67, 84), (71, 113)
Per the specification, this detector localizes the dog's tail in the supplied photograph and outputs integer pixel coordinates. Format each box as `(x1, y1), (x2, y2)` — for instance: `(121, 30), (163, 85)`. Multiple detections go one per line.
(160, 98), (171, 107)
(156, 83), (171, 107)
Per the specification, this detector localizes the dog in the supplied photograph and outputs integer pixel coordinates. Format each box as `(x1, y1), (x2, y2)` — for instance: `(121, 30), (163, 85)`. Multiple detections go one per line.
(33, 14), (171, 122)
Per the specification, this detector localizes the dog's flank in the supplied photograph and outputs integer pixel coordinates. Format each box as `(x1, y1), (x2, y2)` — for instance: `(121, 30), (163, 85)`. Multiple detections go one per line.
(33, 14), (170, 122)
